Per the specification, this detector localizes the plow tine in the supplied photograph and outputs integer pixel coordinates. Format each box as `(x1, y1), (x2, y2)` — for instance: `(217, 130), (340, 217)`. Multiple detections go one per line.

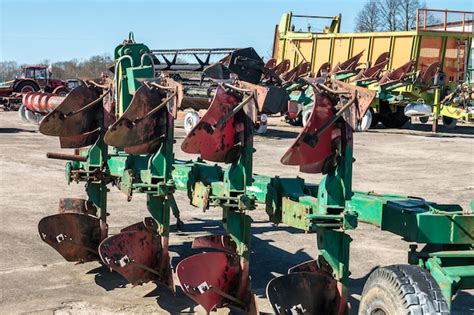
(39, 85), (105, 137)
(98, 220), (173, 288)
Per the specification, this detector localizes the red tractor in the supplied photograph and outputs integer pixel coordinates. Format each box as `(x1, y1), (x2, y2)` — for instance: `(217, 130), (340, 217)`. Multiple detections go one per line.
(0, 64), (69, 110)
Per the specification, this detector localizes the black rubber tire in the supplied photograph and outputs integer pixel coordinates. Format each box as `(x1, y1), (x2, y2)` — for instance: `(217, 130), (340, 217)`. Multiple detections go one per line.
(379, 103), (409, 129)
(442, 116), (457, 129)
(54, 87), (69, 96)
(14, 80), (39, 93)
(359, 265), (449, 315)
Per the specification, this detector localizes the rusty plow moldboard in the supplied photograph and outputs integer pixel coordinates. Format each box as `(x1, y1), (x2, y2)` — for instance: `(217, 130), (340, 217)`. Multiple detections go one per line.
(38, 198), (106, 263)
(98, 218), (173, 288)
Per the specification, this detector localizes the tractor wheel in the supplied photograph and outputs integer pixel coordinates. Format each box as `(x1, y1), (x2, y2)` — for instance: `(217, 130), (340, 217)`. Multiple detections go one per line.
(53, 87), (69, 97)
(356, 108), (373, 132)
(184, 110), (200, 135)
(419, 116), (429, 124)
(14, 81), (39, 93)
(379, 103), (409, 129)
(442, 116), (457, 129)
(301, 108), (312, 127)
(359, 265), (449, 315)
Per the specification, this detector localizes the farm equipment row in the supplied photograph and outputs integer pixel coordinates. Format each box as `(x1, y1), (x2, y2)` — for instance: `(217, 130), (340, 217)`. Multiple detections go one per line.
(274, 9), (474, 131)
(38, 35), (473, 314)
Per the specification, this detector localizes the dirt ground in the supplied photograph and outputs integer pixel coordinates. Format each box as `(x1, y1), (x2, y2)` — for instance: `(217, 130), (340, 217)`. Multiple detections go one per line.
(0, 111), (473, 314)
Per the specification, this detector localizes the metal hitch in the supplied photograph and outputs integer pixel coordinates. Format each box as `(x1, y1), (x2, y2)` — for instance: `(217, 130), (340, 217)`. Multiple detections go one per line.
(104, 79), (182, 154)
(98, 217), (174, 288)
(38, 198), (106, 263)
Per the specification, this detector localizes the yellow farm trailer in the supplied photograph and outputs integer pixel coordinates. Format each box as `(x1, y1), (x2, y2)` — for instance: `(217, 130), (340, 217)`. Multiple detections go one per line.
(273, 9), (473, 131)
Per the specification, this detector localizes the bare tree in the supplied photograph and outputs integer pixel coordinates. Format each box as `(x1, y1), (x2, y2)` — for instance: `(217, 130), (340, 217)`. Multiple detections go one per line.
(0, 61), (21, 82)
(355, 0), (381, 32)
(378, 0), (400, 31)
(399, 0), (420, 30)
(355, 0), (422, 32)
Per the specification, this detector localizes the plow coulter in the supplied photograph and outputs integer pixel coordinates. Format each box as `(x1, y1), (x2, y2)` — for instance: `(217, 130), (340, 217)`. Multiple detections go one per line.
(37, 34), (474, 314)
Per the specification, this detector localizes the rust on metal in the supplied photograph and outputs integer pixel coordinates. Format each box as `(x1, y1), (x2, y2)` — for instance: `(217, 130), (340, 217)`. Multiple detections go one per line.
(58, 197), (97, 216)
(266, 272), (341, 315)
(39, 85), (104, 137)
(38, 212), (105, 262)
(280, 89), (334, 168)
(59, 128), (101, 148)
(104, 85), (167, 152)
(191, 234), (237, 253)
(46, 152), (87, 162)
(181, 85), (240, 162)
(176, 251), (242, 314)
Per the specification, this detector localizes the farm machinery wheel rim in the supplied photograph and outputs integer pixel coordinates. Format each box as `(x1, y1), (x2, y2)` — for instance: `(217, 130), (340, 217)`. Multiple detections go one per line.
(184, 110), (200, 135)
(21, 85), (36, 93)
(266, 272), (340, 315)
(176, 251), (244, 313)
(98, 220), (173, 287)
(25, 108), (43, 124)
(356, 107), (373, 132)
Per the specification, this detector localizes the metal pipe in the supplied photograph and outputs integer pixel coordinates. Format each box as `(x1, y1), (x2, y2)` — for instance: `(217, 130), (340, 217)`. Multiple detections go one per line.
(46, 152), (87, 162)
(22, 92), (65, 113)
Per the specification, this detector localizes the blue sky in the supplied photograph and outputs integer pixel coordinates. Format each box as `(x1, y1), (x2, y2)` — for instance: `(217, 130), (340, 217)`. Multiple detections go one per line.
(1, 0), (472, 63)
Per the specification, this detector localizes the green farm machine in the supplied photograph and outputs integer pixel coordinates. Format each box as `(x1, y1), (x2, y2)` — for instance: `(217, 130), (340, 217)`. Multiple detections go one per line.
(38, 34), (473, 314)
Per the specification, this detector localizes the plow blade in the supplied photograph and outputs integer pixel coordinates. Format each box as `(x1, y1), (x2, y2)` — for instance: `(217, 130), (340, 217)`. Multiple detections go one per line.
(104, 85), (169, 153)
(38, 212), (104, 262)
(280, 90), (334, 168)
(181, 85), (240, 162)
(266, 272), (341, 315)
(177, 251), (245, 313)
(99, 219), (173, 288)
(39, 85), (103, 137)
(59, 128), (101, 148)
